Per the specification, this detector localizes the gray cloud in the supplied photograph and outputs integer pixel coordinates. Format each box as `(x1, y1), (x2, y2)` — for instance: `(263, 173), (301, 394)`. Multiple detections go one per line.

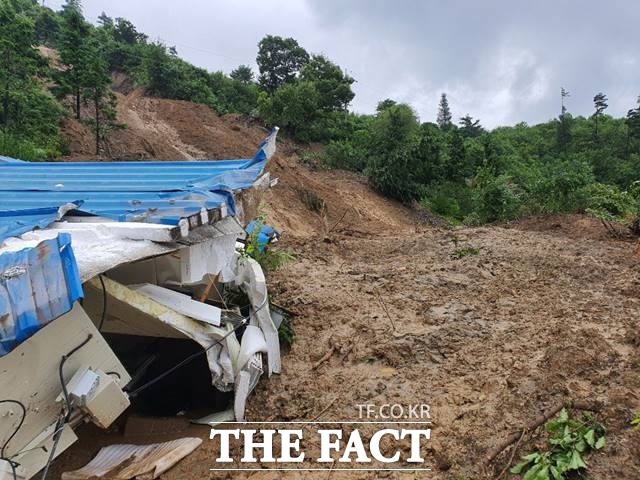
(46, 0), (640, 128)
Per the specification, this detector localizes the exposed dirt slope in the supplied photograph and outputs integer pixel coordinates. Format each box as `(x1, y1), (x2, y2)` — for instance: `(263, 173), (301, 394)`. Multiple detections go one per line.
(50, 92), (640, 479)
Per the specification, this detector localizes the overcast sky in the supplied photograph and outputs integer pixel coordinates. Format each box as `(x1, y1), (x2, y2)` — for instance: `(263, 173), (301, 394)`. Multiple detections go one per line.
(45, 0), (640, 128)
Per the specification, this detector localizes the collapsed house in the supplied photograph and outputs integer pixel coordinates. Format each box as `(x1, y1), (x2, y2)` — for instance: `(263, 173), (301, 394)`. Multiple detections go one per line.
(0, 128), (281, 480)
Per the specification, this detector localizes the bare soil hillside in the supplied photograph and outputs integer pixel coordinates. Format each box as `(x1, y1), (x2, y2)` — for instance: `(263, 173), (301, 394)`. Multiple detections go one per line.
(51, 92), (640, 480)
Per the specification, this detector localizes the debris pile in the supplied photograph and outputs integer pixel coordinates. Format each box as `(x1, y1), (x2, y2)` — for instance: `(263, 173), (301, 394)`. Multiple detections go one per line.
(0, 129), (281, 479)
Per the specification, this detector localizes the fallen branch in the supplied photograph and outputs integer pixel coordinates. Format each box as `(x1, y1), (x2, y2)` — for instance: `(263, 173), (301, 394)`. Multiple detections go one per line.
(374, 287), (397, 331)
(485, 399), (602, 464)
(311, 345), (337, 371)
(495, 429), (525, 480)
(312, 395), (338, 421)
(327, 210), (348, 235)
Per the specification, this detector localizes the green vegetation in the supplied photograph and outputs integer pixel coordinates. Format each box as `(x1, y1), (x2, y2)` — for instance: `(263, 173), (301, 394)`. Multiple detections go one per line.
(2, 0), (640, 230)
(510, 408), (605, 480)
(243, 215), (295, 273)
(632, 412), (640, 429)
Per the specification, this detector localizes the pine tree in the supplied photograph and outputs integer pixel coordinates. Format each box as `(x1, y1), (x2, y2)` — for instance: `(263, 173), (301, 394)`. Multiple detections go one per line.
(56, 0), (91, 119)
(593, 92), (608, 140)
(437, 93), (452, 130)
(626, 96), (640, 158)
(0, 1), (40, 132)
(558, 87), (572, 154)
(230, 65), (254, 84)
(82, 38), (119, 155)
(459, 114), (483, 137)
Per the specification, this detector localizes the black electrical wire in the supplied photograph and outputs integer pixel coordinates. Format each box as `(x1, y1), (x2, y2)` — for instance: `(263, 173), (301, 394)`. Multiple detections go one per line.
(58, 334), (93, 423)
(127, 317), (248, 398)
(38, 411), (64, 480)
(40, 334), (94, 480)
(127, 293), (270, 398)
(0, 399), (26, 480)
(98, 275), (108, 331)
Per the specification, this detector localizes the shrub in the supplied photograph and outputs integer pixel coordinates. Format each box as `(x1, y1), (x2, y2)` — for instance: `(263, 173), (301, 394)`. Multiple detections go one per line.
(477, 175), (522, 222)
(582, 183), (636, 223)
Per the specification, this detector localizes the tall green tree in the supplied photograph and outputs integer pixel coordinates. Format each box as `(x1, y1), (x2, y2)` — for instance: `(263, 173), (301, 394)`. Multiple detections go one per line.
(56, 0), (91, 119)
(82, 38), (119, 155)
(299, 54), (355, 112)
(256, 35), (309, 93)
(437, 93), (452, 130)
(557, 87), (572, 153)
(230, 64), (254, 84)
(376, 98), (397, 113)
(0, 0), (39, 131)
(257, 81), (320, 139)
(459, 114), (483, 137)
(593, 92), (608, 140)
(366, 103), (423, 202)
(626, 96), (640, 157)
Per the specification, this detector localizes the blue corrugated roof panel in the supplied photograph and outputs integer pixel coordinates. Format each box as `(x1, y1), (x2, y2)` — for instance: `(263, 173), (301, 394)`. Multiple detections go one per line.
(0, 233), (83, 356)
(0, 128), (278, 242)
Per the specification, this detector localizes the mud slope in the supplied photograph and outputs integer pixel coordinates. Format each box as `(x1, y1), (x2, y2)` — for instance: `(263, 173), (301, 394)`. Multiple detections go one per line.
(51, 93), (640, 479)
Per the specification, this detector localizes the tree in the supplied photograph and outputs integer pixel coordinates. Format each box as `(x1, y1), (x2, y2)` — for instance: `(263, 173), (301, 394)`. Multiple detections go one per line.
(299, 54), (355, 112)
(366, 103), (423, 202)
(0, 0), (40, 131)
(459, 114), (483, 137)
(626, 96), (640, 157)
(56, 0), (91, 119)
(256, 35), (309, 93)
(112, 17), (146, 45)
(560, 87), (570, 115)
(34, 6), (60, 45)
(376, 98), (397, 113)
(557, 87), (572, 153)
(257, 81), (320, 140)
(82, 38), (119, 155)
(593, 92), (608, 140)
(97, 12), (113, 28)
(437, 93), (452, 130)
(230, 65), (254, 84)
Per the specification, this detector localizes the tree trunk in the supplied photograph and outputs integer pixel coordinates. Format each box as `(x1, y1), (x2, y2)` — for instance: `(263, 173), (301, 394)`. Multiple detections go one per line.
(76, 85), (81, 120)
(94, 96), (100, 156)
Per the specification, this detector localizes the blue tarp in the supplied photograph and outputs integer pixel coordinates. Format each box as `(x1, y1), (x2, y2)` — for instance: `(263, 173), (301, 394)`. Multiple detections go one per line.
(246, 221), (280, 252)
(0, 128), (278, 243)
(0, 234), (83, 356)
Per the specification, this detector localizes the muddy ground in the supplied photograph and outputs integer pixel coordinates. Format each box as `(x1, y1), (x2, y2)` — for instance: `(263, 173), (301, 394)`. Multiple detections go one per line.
(50, 89), (640, 479)
(52, 200), (640, 479)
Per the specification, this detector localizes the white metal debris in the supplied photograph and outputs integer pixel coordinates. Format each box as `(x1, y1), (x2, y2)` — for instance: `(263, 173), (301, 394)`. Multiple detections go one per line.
(61, 437), (202, 480)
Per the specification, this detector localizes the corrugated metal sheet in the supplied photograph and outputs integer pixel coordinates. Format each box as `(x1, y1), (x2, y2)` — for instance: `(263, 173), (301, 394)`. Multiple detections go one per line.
(61, 437), (202, 479)
(0, 128), (278, 242)
(0, 234), (83, 356)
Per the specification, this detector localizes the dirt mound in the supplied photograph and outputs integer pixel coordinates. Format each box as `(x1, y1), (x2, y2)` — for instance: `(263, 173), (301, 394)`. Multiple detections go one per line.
(59, 86), (416, 237)
(61, 88), (276, 161)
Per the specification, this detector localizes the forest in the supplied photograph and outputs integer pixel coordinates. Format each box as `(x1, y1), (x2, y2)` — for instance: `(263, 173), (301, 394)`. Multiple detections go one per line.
(2, 0), (640, 229)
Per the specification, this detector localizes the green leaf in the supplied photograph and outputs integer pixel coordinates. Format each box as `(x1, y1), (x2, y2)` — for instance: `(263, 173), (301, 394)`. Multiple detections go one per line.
(549, 465), (563, 480)
(567, 450), (587, 470)
(523, 464), (543, 480)
(557, 408), (569, 423)
(511, 454), (539, 474)
(511, 460), (531, 474)
(584, 429), (595, 448)
(595, 436), (606, 450)
(533, 465), (550, 480)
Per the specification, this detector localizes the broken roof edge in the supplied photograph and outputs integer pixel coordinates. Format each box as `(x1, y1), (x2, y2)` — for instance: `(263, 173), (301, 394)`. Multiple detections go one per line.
(0, 127), (279, 243)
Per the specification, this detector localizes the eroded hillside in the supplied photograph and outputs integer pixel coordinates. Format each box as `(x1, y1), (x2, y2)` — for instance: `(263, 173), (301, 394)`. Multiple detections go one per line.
(50, 92), (640, 480)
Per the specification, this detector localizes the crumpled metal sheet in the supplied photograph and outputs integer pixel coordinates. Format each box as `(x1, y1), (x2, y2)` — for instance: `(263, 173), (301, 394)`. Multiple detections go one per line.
(61, 437), (202, 480)
(0, 233), (83, 356)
